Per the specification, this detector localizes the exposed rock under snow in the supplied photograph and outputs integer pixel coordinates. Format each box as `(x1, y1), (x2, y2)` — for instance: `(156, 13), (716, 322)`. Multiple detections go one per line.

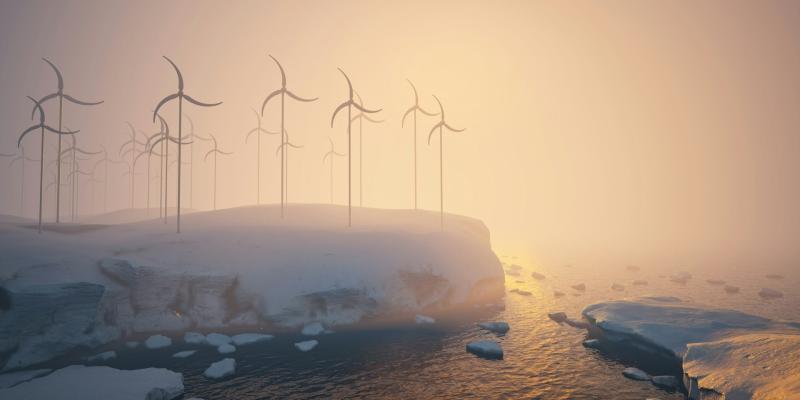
(0, 365), (183, 400)
(622, 367), (650, 381)
(145, 334), (172, 350)
(217, 344), (236, 354)
(295, 340), (319, 352)
(172, 350), (197, 358)
(415, 315), (436, 324)
(478, 322), (510, 334)
(204, 358), (235, 379)
(466, 340), (503, 360)
(0, 369), (51, 389)
(0, 205), (502, 369)
(583, 297), (800, 400)
(205, 333), (232, 347)
(231, 333), (274, 346)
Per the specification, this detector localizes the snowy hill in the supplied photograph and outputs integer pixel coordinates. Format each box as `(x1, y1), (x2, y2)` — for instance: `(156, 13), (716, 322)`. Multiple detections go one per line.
(0, 204), (503, 370)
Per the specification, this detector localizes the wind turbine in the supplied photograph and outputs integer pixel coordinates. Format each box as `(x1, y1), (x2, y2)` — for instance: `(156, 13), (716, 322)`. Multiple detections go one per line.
(93, 145), (116, 213)
(322, 137), (346, 204)
(66, 162), (92, 220)
(351, 91), (384, 207)
(6, 147), (39, 217)
(401, 80), (439, 209)
(427, 95), (465, 229)
(244, 108), (279, 205)
(61, 134), (100, 221)
(199, 133), (232, 210)
(152, 56), (221, 233)
(119, 122), (146, 209)
(18, 96), (78, 233)
(34, 58), (102, 224)
(274, 129), (301, 206)
(147, 115), (190, 223)
(330, 69), (382, 226)
(260, 55), (317, 218)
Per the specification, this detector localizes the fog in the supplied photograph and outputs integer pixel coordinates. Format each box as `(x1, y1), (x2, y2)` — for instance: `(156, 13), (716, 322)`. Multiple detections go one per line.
(1, 0), (798, 271)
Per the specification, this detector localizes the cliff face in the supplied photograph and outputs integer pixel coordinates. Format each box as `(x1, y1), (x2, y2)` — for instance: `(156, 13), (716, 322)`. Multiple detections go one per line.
(0, 204), (503, 370)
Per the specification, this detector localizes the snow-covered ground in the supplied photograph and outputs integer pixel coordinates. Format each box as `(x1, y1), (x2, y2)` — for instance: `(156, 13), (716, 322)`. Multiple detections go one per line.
(0, 204), (503, 371)
(582, 297), (800, 399)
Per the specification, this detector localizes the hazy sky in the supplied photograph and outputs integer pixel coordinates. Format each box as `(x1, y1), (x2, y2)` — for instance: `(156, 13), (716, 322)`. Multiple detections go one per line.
(1, 0), (799, 269)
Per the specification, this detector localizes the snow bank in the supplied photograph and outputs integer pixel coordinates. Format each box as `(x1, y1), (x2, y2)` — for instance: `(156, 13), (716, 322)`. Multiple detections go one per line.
(582, 297), (800, 399)
(0, 365), (183, 400)
(0, 204), (501, 370)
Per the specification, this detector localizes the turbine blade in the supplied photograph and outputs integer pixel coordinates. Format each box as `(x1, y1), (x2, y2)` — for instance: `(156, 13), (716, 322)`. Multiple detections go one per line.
(27, 96), (45, 123)
(417, 105), (439, 117)
(337, 68), (353, 99)
(285, 89), (318, 103)
(362, 114), (384, 123)
(163, 56), (184, 91)
(260, 89), (282, 115)
(401, 107), (414, 128)
(63, 94), (103, 106)
(269, 54), (287, 87)
(443, 122), (465, 133)
(17, 125), (39, 147)
(30, 94), (56, 120)
(330, 101), (350, 128)
(353, 102), (381, 114)
(42, 58), (64, 91)
(218, 149), (233, 156)
(184, 94), (222, 108)
(407, 79), (419, 104)
(44, 125), (78, 135)
(203, 149), (215, 161)
(427, 122), (443, 145)
(153, 93), (180, 122)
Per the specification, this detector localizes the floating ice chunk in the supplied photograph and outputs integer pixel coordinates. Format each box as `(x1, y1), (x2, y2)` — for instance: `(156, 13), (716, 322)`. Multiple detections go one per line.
(87, 351), (116, 363)
(622, 367), (650, 381)
(531, 272), (546, 280)
(204, 358), (235, 379)
(582, 339), (600, 348)
(205, 333), (232, 347)
(172, 350), (197, 358)
(669, 272), (692, 284)
(301, 322), (325, 336)
(571, 283), (586, 291)
(724, 285), (740, 294)
(125, 341), (139, 349)
(145, 335), (172, 350)
(651, 375), (679, 390)
(611, 283), (625, 291)
(217, 344), (236, 354)
(759, 288), (783, 299)
(478, 322), (510, 334)
(466, 340), (503, 360)
(415, 315), (436, 324)
(294, 340), (319, 352)
(0, 369), (51, 389)
(184, 332), (206, 345)
(231, 333), (274, 346)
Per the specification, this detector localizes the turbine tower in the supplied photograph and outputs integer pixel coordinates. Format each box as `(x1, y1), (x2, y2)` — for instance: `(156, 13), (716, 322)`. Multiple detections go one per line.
(322, 137), (346, 204)
(274, 129), (301, 206)
(351, 91), (384, 207)
(18, 96), (78, 233)
(199, 133), (232, 211)
(244, 108), (279, 205)
(260, 55), (317, 218)
(34, 58), (102, 224)
(427, 96), (465, 229)
(401, 80), (438, 209)
(153, 56), (221, 233)
(330, 69), (381, 226)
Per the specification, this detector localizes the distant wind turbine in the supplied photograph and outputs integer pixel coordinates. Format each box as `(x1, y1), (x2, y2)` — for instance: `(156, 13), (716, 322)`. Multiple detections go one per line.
(401, 80), (439, 209)
(60, 136), (99, 221)
(427, 95), (465, 229)
(119, 122), (146, 209)
(244, 108), (279, 204)
(153, 56), (221, 233)
(5, 147), (39, 217)
(147, 115), (190, 223)
(330, 69), (382, 226)
(322, 137), (346, 204)
(199, 133), (232, 210)
(260, 55), (317, 217)
(351, 91), (384, 207)
(34, 58), (102, 224)
(18, 96), (78, 233)
(274, 129), (301, 206)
